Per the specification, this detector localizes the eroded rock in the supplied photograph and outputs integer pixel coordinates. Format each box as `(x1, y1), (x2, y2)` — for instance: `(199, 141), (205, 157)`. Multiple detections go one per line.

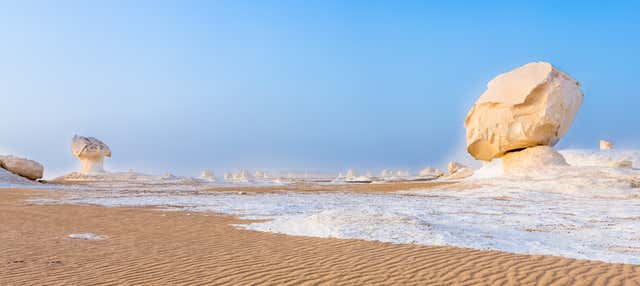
(465, 62), (583, 161)
(71, 135), (111, 174)
(0, 155), (44, 180)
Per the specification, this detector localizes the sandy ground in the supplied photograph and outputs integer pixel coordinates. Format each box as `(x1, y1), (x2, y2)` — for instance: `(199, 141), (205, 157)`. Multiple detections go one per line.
(2, 188), (640, 286)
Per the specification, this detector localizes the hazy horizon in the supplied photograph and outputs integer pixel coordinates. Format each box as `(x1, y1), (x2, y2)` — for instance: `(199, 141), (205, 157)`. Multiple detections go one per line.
(2, 1), (639, 178)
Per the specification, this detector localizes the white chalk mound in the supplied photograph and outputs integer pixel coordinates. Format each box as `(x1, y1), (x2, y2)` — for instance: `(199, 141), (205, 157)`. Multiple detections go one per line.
(446, 162), (474, 179)
(418, 167), (443, 178)
(465, 62), (583, 161)
(502, 146), (568, 174)
(0, 155), (44, 180)
(71, 135), (111, 174)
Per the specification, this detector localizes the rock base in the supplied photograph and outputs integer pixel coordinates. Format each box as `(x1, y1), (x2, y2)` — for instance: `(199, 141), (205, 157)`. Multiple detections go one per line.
(502, 146), (568, 174)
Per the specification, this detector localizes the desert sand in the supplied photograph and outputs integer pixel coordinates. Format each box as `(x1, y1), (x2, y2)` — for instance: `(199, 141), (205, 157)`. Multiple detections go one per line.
(2, 187), (639, 286)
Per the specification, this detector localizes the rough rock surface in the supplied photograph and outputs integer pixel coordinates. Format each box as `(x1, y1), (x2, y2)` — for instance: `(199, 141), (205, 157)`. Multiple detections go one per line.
(600, 140), (614, 150)
(0, 155), (44, 180)
(71, 135), (111, 174)
(465, 62), (583, 161)
(501, 146), (568, 174)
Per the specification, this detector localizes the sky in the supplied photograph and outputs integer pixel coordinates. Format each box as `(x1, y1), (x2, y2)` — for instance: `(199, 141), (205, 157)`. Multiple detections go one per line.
(1, 1), (639, 178)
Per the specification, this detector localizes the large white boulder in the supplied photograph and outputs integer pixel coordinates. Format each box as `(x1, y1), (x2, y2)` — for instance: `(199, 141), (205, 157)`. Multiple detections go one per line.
(465, 62), (583, 161)
(0, 155), (44, 180)
(71, 135), (111, 174)
(502, 146), (568, 174)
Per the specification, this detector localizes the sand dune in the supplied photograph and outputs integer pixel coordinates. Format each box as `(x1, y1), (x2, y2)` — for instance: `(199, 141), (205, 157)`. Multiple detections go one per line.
(1, 188), (639, 285)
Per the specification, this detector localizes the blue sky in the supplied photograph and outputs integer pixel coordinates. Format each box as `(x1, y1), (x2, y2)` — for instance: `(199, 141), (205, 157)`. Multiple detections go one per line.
(1, 1), (639, 177)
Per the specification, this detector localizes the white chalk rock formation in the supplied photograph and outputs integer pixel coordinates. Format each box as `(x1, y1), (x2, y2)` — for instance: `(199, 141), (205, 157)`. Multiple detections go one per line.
(419, 167), (444, 178)
(345, 169), (357, 179)
(228, 169), (254, 183)
(396, 170), (410, 177)
(465, 62), (583, 161)
(71, 135), (111, 174)
(0, 155), (44, 180)
(446, 162), (474, 179)
(502, 146), (568, 174)
(600, 140), (614, 150)
(380, 169), (393, 178)
(200, 169), (215, 181)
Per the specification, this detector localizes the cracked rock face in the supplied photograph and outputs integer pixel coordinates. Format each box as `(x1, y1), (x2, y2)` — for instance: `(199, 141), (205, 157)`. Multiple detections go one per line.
(71, 135), (111, 174)
(465, 62), (583, 161)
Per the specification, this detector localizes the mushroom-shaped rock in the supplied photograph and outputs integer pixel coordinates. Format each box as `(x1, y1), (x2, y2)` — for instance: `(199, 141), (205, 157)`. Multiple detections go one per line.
(502, 146), (568, 174)
(419, 167), (444, 178)
(600, 140), (614, 150)
(71, 135), (111, 174)
(465, 62), (583, 161)
(0, 155), (44, 180)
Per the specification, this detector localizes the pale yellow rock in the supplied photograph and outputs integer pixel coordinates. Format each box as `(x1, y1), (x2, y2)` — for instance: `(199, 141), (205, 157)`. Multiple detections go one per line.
(419, 167), (444, 178)
(0, 155), (44, 180)
(446, 168), (474, 180)
(600, 140), (614, 150)
(71, 135), (112, 174)
(502, 146), (568, 174)
(201, 169), (215, 180)
(446, 162), (474, 179)
(447, 162), (468, 175)
(465, 62), (583, 161)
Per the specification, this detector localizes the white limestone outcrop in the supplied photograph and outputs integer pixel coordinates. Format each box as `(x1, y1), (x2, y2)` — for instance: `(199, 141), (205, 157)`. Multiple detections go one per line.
(465, 62), (583, 161)
(71, 135), (111, 174)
